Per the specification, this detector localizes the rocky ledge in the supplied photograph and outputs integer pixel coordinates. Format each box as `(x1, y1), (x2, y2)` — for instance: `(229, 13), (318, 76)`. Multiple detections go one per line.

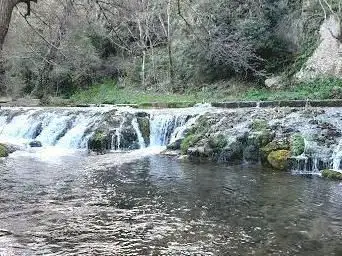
(167, 107), (342, 177)
(0, 143), (19, 158)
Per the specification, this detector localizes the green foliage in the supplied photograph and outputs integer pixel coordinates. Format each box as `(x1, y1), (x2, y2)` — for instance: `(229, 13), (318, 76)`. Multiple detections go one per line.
(242, 77), (342, 100)
(3, 0), (338, 101)
(180, 115), (212, 154)
(208, 134), (227, 150)
(70, 80), (202, 105)
(251, 119), (269, 131)
(290, 133), (305, 156)
(180, 134), (203, 155)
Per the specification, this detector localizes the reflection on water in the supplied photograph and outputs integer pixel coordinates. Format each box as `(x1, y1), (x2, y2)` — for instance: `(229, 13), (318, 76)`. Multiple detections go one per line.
(0, 153), (342, 255)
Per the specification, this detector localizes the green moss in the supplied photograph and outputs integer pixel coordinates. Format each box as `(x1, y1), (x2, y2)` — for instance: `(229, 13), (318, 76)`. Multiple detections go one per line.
(0, 144), (9, 158)
(208, 134), (227, 151)
(261, 139), (290, 159)
(322, 169), (342, 180)
(180, 134), (203, 154)
(248, 119), (274, 147)
(267, 150), (291, 171)
(290, 133), (305, 156)
(251, 119), (269, 131)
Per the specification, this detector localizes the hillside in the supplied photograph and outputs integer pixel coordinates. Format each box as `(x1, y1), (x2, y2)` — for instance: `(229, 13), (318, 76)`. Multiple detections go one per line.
(1, 0), (342, 104)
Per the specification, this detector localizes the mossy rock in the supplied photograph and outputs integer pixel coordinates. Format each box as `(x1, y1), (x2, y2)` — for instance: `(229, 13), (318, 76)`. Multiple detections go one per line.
(181, 133), (203, 154)
(267, 150), (291, 170)
(167, 139), (183, 150)
(208, 134), (227, 151)
(321, 169), (342, 180)
(216, 140), (244, 162)
(248, 130), (275, 148)
(260, 139), (290, 162)
(137, 117), (150, 146)
(88, 130), (110, 153)
(290, 133), (305, 156)
(0, 144), (9, 158)
(250, 119), (269, 131)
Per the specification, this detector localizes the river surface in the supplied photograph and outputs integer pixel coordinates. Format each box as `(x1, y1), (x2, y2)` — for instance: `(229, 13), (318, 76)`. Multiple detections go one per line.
(0, 149), (342, 255)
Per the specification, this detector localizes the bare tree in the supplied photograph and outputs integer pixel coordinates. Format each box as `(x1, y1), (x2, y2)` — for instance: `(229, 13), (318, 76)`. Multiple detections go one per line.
(0, 0), (37, 93)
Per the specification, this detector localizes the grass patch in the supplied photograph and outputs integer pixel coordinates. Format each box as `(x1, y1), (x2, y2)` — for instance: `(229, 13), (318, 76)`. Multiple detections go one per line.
(69, 77), (342, 106)
(71, 80), (202, 105)
(241, 77), (342, 101)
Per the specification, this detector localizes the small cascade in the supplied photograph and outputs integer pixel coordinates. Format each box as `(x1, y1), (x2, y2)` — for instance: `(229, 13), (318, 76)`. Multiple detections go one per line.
(290, 156), (324, 175)
(0, 108), (104, 149)
(290, 139), (329, 175)
(169, 115), (199, 144)
(111, 119), (124, 151)
(132, 117), (145, 149)
(332, 138), (342, 171)
(149, 114), (192, 146)
(0, 105), (203, 152)
(56, 113), (99, 149)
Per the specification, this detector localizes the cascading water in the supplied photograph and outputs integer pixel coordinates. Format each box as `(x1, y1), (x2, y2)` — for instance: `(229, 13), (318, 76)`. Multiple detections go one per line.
(332, 138), (342, 171)
(0, 108), (105, 149)
(0, 107), (199, 152)
(149, 114), (193, 146)
(132, 117), (146, 149)
(111, 118), (124, 151)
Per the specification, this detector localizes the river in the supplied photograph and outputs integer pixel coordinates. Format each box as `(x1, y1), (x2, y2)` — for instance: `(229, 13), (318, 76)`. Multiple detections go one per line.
(0, 148), (342, 255)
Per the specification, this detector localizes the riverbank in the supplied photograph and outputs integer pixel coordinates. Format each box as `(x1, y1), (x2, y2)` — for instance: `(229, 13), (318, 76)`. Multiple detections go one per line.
(69, 78), (342, 105)
(4, 77), (342, 108)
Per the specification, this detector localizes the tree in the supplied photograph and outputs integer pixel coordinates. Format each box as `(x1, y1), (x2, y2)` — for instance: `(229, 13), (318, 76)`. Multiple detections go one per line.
(0, 0), (37, 94)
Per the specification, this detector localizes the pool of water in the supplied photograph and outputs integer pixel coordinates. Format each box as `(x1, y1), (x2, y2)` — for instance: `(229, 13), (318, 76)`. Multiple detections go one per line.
(0, 151), (342, 255)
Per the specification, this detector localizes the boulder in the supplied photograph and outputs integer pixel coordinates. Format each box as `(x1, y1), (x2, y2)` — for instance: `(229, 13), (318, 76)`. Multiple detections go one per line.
(216, 140), (244, 163)
(181, 134), (203, 154)
(3, 143), (20, 153)
(167, 139), (183, 150)
(265, 76), (283, 89)
(260, 139), (290, 163)
(119, 126), (139, 150)
(0, 144), (9, 157)
(137, 117), (150, 146)
(88, 131), (111, 154)
(295, 15), (342, 81)
(188, 146), (210, 159)
(267, 150), (291, 170)
(321, 169), (342, 180)
(243, 145), (260, 162)
(29, 141), (42, 148)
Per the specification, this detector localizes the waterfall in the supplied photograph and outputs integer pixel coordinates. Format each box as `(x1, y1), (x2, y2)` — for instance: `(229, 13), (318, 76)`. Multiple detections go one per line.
(132, 117), (145, 149)
(0, 108), (103, 149)
(111, 119), (124, 151)
(289, 138), (331, 175)
(332, 138), (342, 171)
(0, 107), (199, 152)
(149, 114), (192, 146)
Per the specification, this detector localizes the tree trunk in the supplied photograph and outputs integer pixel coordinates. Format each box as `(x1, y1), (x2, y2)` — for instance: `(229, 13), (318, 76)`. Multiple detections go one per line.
(166, 0), (174, 88)
(0, 0), (15, 94)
